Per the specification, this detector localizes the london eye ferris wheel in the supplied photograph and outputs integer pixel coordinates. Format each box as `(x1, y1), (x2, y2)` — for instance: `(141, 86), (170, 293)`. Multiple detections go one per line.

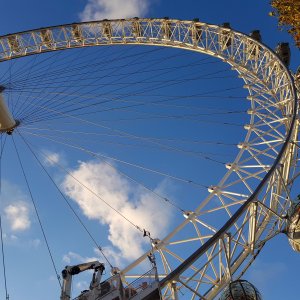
(0, 16), (299, 300)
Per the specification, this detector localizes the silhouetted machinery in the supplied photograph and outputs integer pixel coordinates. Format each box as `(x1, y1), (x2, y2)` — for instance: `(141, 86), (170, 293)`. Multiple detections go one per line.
(60, 261), (161, 300)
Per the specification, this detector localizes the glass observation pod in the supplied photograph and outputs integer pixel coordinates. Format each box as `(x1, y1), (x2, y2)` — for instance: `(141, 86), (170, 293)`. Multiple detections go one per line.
(287, 197), (300, 252)
(219, 280), (262, 300)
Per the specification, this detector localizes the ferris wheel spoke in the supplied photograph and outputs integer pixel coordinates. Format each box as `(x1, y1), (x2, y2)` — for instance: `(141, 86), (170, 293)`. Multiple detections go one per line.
(17, 103), (232, 166)
(0, 18), (297, 300)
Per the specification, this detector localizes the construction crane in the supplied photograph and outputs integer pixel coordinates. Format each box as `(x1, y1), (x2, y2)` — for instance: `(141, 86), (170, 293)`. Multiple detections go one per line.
(60, 261), (161, 300)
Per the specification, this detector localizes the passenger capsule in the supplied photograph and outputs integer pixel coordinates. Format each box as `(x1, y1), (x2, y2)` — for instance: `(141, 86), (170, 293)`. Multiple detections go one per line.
(162, 17), (171, 39)
(7, 35), (20, 52)
(247, 30), (262, 58)
(249, 30), (262, 42)
(190, 18), (202, 44)
(219, 280), (262, 300)
(219, 22), (232, 49)
(40, 29), (53, 48)
(275, 42), (291, 67)
(287, 199), (300, 252)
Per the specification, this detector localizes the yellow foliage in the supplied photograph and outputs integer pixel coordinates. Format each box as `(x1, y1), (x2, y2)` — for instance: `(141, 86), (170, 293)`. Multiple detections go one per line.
(271, 0), (300, 47)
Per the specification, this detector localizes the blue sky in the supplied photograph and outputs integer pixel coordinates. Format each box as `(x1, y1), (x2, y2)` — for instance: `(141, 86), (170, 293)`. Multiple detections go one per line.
(0, 1), (300, 300)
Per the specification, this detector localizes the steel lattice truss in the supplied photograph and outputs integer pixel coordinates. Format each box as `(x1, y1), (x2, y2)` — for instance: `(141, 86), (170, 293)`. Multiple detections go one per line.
(0, 19), (298, 299)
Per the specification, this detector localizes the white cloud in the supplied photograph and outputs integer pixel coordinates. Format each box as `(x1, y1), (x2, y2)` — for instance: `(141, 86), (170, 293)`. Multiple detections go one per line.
(30, 238), (41, 248)
(62, 160), (174, 262)
(63, 247), (123, 270)
(63, 251), (98, 265)
(1, 180), (31, 233)
(4, 202), (31, 231)
(43, 150), (61, 167)
(100, 246), (124, 267)
(79, 0), (150, 22)
(3, 233), (19, 242)
(76, 281), (89, 290)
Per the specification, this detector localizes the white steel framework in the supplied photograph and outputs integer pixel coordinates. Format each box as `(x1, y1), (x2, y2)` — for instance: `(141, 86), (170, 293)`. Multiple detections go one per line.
(0, 19), (298, 299)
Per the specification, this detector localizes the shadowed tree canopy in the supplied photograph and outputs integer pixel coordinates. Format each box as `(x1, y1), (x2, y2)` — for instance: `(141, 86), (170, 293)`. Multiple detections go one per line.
(270, 0), (300, 48)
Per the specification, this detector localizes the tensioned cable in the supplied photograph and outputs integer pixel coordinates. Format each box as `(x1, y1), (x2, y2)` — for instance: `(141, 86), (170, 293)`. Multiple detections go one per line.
(8, 45), (132, 118)
(3, 44), (115, 88)
(3, 47), (107, 118)
(17, 125), (237, 147)
(16, 131), (151, 237)
(13, 48), (223, 122)
(23, 104), (244, 127)
(0, 134), (9, 300)
(11, 53), (41, 116)
(10, 73), (232, 92)
(6, 90), (244, 102)
(11, 68), (233, 90)
(0, 134), (8, 191)
(6, 45), (152, 85)
(20, 119), (227, 164)
(7, 46), (188, 89)
(81, 109), (245, 124)
(12, 51), (64, 120)
(18, 128), (232, 159)
(19, 84), (243, 125)
(13, 98), (229, 166)
(17, 125), (238, 162)
(0, 216), (9, 300)
(11, 49), (85, 120)
(2, 48), (66, 84)
(8, 54), (215, 88)
(8, 88), (247, 127)
(15, 62), (186, 122)
(0, 58), (16, 83)
(13, 63), (229, 95)
(15, 94), (244, 118)
(20, 130), (210, 189)
(11, 135), (62, 288)
(18, 69), (235, 121)
(20, 130), (185, 214)
(17, 131), (114, 269)
(20, 124), (234, 159)
(7, 58), (14, 115)
(8, 80), (245, 126)
(6, 45), (98, 83)
(15, 46), (166, 120)
(17, 113), (232, 180)
(15, 88), (244, 126)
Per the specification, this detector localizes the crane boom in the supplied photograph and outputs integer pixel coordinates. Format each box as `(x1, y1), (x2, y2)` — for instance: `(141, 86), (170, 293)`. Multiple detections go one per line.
(60, 261), (105, 300)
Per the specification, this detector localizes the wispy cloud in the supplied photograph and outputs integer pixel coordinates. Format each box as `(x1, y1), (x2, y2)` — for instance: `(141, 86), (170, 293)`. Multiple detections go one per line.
(79, 0), (151, 22)
(29, 238), (41, 248)
(62, 160), (174, 262)
(1, 180), (31, 233)
(64, 247), (125, 269)
(63, 251), (99, 264)
(43, 150), (62, 167)
(3, 233), (18, 242)
(4, 202), (31, 231)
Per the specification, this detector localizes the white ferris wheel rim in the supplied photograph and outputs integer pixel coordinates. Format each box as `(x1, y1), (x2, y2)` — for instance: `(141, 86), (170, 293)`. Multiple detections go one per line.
(0, 18), (298, 299)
